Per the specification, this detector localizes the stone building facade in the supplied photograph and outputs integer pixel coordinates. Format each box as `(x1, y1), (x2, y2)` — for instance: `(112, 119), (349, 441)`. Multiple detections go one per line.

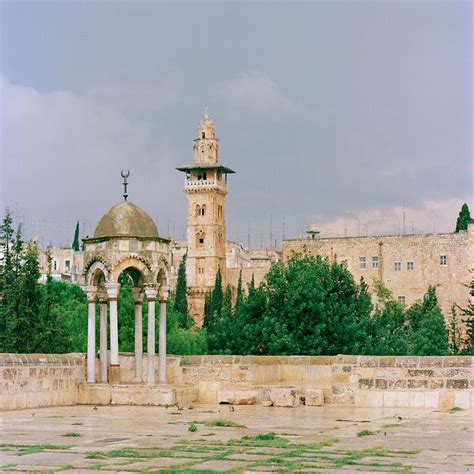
(282, 225), (474, 317)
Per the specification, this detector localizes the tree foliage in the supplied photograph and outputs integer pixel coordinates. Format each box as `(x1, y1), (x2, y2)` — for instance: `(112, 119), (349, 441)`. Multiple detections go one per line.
(455, 203), (473, 232)
(72, 221), (80, 251)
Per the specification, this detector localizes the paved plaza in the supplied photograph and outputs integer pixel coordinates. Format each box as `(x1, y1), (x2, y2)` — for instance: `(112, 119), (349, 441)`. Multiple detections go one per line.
(0, 404), (472, 472)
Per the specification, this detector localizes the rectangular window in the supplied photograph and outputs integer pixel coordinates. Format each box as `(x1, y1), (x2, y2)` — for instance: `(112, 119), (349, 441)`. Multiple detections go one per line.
(371, 256), (379, 269)
(394, 261), (401, 271)
(398, 295), (406, 305)
(65, 260), (71, 271)
(53, 260), (58, 271)
(359, 256), (366, 269)
(407, 261), (414, 271)
(440, 255), (447, 266)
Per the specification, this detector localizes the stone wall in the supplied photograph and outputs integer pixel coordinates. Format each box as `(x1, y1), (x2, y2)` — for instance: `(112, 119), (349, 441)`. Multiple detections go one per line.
(0, 353), (85, 410)
(166, 355), (473, 409)
(282, 226), (474, 318)
(1, 354), (472, 410)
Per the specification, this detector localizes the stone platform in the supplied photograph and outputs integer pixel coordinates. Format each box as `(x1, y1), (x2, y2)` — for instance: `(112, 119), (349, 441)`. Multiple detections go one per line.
(78, 383), (176, 406)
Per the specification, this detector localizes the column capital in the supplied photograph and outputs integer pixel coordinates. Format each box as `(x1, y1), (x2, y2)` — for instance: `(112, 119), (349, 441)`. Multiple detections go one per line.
(97, 291), (108, 304)
(84, 285), (98, 302)
(105, 282), (120, 299)
(144, 285), (157, 301)
(131, 287), (144, 304)
(159, 285), (170, 303)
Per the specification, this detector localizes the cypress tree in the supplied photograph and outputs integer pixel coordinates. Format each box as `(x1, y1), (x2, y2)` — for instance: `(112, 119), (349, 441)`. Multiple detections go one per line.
(211, 267), (223, 318)
(455, 203), (473, 232)
(72, 221), (80, 251)
(174, 254), (189, 325)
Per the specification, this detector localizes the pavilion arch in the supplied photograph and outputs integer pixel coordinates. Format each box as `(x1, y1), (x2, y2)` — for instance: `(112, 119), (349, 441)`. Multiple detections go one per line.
(110, 256), (152, 286)
(85, 260), (110, 287)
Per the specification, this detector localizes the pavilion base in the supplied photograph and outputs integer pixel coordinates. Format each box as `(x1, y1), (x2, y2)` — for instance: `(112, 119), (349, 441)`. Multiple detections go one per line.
(78, 383), (176, 406)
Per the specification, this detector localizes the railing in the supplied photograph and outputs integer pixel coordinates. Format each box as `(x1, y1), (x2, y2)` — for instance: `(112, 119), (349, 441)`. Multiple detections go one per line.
(185, 179), (227, 191)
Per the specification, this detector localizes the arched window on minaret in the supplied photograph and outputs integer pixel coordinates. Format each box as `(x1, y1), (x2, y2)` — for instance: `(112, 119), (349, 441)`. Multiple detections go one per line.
(196, 231), (205, 248)
(195, 205), (201, 217)
(200, 205), (206, 216)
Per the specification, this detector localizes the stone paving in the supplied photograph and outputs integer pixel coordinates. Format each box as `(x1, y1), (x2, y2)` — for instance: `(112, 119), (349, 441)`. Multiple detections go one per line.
(0, 404), (472, 472)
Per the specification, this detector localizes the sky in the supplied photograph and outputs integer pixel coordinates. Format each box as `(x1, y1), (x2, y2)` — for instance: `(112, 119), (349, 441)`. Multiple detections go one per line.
(1, 0), (472, 248)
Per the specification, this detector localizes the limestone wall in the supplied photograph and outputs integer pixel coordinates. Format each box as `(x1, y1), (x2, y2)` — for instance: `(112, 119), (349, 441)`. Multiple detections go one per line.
(282, 227), (474, 317)
(0, 353), (85, 410)
(1, 353), (472, 410)
(167, 355), (473, 409)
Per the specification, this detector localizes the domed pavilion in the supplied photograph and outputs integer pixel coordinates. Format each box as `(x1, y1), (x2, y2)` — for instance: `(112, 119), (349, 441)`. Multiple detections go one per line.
(82, 174), (171, 386)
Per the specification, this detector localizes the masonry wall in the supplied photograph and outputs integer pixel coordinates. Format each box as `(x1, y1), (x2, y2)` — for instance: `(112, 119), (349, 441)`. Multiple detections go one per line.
(1, 354), (473, 410)
(0, 353), (85, 410)
(283, 226), (474, 317)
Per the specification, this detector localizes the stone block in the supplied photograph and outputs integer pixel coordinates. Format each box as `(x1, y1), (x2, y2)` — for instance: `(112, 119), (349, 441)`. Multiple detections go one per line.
(454, 391), (470, 409)
(355, 390), (383, 407)
(218, 390), (257, 405)
(407, 379), (428, 389)
(429, 379), (444, 389)
(305, 388), (324, 406)
(383, 391), (397, 407)
(262, 400), (273, 407)
(446, 379), (468, 389)
(396, 391), (410, 408)
(358, 378), (374, 389)
(409, 391), (425, 408)
(387, 379), (407, 389)
(78, 384), (111, 405)
(375, 379), (388, 389)
(439, 392), (455, 409)
(269, 387), (300, 407)
(424, 392), (439, 408)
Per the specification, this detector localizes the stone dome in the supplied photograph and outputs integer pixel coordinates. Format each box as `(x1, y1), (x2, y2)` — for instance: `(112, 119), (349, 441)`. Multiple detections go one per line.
(94, 201), (159, 239)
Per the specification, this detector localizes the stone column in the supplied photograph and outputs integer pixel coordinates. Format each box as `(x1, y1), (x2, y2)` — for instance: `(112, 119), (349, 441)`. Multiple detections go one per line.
(159, 286), (169, 384)
(145, 286), (157, 384)
(98, 294), (108, 383)
(132, 288), (144, 382)
(106, 283), (120, 383)
(85, 286), (97, 384)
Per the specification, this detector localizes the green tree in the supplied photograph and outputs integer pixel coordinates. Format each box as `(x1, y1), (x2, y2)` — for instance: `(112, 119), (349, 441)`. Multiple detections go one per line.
(447, 305), (463, 355)
(460, 277), (474, 355)
(72, 221), (80, 251)
(455, 203), (473, 232)
(261, 254), (371, 355)
(203, 267), (223, 330)
(408, 286), (448, 355)
(174, 254), (192, 328)
(37, 249), (70, 353)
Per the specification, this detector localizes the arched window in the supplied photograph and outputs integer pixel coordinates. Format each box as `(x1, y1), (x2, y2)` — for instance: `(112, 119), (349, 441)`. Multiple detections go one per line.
(195, 205), (201, 217)
(200, 205), (206, 216)
(201, 132), (205, 139)
(196, 231), (205, 248)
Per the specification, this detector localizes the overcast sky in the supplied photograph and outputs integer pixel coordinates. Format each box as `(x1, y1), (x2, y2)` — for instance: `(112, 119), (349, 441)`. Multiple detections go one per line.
(1, 0), (472, 248)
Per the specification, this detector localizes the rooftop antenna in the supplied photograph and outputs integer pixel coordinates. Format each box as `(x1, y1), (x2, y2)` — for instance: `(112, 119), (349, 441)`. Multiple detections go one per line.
(121, 169), (130, 201)
(403, 199), (406, 235)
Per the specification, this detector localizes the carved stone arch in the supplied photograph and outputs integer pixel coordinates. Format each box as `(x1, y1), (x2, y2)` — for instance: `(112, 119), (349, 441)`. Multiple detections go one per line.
(110, 255), (153, 286)
(156, 256), (170, 289)
(85, 259), (110, 287)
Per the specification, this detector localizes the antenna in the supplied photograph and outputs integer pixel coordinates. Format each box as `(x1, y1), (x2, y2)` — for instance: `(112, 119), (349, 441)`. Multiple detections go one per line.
(282, 216), (286, 241)
(403, 199), (406, 235)
(270, 214), (273, 248)
(204, 106), (209, 119)
(121, 169), (130, 201)
(247, 218), (250, 249)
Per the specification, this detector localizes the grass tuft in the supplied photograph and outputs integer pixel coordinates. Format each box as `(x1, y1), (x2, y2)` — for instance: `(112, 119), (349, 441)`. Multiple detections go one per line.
(204, 419), (246, 428)
(381, 423), (402, 428)
(188, 422), (197, 433)
(449, 406), (463, 413)
(62, 432), (80, 437)
(357, 429), (375, 437)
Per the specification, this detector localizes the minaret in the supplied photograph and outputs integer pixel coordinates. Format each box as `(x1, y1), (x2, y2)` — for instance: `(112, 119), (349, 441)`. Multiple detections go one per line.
(177, 110), (235, 324)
